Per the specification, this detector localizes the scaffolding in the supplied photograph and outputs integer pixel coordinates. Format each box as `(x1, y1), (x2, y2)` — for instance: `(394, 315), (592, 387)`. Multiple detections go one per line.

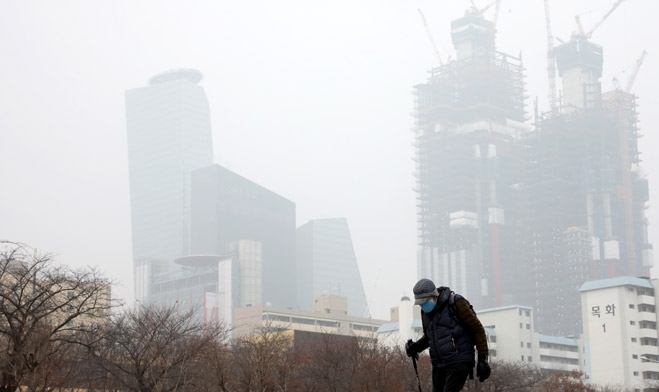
(412, 15), (527, 307)
(414, 51), (526, 131)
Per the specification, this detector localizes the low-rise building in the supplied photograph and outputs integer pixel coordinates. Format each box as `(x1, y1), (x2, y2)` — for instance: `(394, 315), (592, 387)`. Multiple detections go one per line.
(233, 294), (386, 341)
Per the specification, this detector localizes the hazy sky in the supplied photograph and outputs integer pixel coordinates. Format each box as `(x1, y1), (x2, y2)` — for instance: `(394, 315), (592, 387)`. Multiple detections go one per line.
(1, 0), (657, 320)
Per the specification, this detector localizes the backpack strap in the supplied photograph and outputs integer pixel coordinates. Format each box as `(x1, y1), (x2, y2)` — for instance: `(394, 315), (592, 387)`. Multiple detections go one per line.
(448, 291), (459, 322)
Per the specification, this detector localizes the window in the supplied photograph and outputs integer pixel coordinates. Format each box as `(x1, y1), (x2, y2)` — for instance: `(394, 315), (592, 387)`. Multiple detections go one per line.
(520, 342), (524, 347)
(521, 355), (524, 362)
(525, 310), (530, 317)
(527, 356), (532, 362)
(632, 337), (637, 342)
(527, 342), (531, 348)
(631, 320), (637, 325)
(633, 371), (639, 376)
(630, 304), (636, 309)
(633, 354), (638, 359)
(520, 323), (523, 328)
(526, 323), (531, 329)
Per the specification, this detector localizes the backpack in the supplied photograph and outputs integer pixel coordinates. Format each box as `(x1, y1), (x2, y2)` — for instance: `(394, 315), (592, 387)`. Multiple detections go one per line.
(447, 291), (476, 325)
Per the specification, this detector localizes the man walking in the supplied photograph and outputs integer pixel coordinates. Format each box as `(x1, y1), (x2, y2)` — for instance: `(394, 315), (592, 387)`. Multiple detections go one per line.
(405, 278), (491, 391)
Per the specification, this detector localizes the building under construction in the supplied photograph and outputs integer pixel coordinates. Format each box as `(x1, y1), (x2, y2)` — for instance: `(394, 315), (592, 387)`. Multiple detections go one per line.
(413, 9), (527, 310)
(412, 6), (652, 336)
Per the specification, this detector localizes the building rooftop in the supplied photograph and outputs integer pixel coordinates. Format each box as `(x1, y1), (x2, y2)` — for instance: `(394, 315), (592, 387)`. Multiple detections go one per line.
(477, 304), (533, 314)
(579, 276), (653, 292)
(149, 68), (203, 85)
(376, 319), (422, 333)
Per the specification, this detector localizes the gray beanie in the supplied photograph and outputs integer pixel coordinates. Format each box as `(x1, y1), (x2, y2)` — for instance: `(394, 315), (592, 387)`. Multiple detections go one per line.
(413, 278), (438, 305)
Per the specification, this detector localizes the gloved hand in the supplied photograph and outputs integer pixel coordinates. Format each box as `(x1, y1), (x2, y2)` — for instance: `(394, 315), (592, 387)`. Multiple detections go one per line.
(405, 339), (420, 360)
(476, 354), (491, 382)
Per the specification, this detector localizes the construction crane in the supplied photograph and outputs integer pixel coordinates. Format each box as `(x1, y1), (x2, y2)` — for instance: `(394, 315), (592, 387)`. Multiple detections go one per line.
(418, 8), (443, 67)
(575, 0), (627, 39)
(469, 0), (502, 28)
(544, 0), (558, 111)
(612, 50), (647, 93)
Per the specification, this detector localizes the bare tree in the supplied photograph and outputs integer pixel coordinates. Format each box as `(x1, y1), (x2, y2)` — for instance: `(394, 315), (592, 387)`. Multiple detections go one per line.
(231, 324), (299, 392)
(536, 370), (597, 392)
(352, 340), (425, 392)
(459, 360), (546, 392)
(187, 336), (234, 392)
(92, 303), (226, 392)
(0, 245), (115, 392)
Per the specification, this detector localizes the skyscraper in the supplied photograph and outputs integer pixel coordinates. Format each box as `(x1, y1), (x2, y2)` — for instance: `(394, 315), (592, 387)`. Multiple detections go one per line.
(296, 218), (369, 317)
(190, 164), (296, 309)
(125, 69), (214, 300)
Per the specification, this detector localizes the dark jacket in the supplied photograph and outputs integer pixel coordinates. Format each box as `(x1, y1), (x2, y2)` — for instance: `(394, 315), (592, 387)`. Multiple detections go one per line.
(417, 287), (488, 369)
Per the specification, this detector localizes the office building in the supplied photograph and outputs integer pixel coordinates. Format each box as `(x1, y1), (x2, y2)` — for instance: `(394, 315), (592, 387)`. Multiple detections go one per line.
(190, 164), (296, 309)
(148, 240), (262, 327)
(125, 69), (214, 301)
(296, 218), (369, 317)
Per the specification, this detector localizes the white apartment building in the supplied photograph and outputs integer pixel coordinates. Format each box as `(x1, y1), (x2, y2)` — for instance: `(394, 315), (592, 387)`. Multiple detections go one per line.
(580, 276), (659, 391)
(477, 305), (536, 363)
(537, 334), (582, 373)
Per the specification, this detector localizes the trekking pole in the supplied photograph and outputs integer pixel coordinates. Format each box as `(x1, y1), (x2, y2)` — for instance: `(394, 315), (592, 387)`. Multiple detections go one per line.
(412, 355), (423, 392)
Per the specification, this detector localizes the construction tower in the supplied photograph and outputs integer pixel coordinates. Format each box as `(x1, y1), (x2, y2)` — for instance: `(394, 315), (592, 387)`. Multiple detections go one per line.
(412, 9), (527, 309)
(517, 30), (652, 335)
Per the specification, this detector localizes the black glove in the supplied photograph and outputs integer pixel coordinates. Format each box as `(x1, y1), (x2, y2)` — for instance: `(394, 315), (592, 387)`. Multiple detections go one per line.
(476, 354), (491, 382)
(405, 339), (420, 360)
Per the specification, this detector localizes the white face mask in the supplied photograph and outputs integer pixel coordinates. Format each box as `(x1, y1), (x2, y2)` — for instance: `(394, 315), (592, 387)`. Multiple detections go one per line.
(420, 299), (436, 313)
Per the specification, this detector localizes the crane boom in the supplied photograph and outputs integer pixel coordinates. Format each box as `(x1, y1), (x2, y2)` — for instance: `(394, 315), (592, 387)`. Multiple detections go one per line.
(418, 8), (443, 67)
(588, 0), (626, 38)
(468, 0), (501, 25)
(576, 0), (627, 39)
(544, 0), (557, 111)
(625, 50), (647, 93)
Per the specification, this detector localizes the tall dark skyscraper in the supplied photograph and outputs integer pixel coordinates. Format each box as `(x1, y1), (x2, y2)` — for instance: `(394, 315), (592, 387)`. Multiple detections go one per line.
(190, 164), (297, 309)
(125, 69), (214, 301)
(296, 218), (369, 317)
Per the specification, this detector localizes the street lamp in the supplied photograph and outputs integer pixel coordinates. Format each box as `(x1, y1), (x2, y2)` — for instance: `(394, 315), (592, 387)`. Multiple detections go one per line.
(0, 240), (38, 262)
(0, 240), (39, 293)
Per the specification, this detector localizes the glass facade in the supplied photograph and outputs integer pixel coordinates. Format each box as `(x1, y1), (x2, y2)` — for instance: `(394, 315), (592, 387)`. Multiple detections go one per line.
(296, 218), (369, 317)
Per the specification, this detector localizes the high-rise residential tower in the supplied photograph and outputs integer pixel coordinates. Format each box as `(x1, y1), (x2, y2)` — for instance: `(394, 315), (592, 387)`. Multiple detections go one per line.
(296, 218), (369, 317)
(125, 69), (214, 301)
